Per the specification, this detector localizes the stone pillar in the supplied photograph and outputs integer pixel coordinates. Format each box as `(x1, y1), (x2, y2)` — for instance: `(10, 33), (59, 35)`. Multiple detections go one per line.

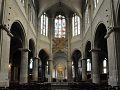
(105, 27), (120, 86)
(20, 50), (28, 84)
(32, 57), (39, 81)
(66, 16), (72, 82)
(67, 59), (72, 82)
(0, 30), (11, 87)
(78, 59), (82, 81)
(81, 59), (87, 81)
(47, 15), (54, 82)
(91, 49), (100, 84)
(48, 58), (53, 82)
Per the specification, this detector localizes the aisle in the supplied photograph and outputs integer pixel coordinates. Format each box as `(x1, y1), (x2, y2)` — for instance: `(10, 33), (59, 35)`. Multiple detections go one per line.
(51, 82), (69, 90)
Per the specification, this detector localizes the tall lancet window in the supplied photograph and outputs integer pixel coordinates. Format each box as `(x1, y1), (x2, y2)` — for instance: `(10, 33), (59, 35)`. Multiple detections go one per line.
(72, 13), (80, 37)
(40, 12), (48, 36)
(54, 15), (66, 38)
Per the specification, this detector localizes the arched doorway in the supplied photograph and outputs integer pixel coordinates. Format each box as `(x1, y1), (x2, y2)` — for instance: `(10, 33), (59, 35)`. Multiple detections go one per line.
(94, 23), (108, 84)
(9, 22), (25, 85)
(38, 49), (49, 82)
(72, 50), (82, 82)
(85, 41), (92, 81)
(28, 39), (35, 82)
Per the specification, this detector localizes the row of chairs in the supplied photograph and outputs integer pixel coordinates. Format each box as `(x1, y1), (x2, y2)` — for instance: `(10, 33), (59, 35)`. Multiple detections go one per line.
(0, 82), (119, 90)
(68, 82), (120, 90)
(0, 82), (52, 90)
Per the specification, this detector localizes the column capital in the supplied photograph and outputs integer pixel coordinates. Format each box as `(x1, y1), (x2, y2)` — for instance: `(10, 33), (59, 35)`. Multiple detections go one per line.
(48, 58), (53, 61)
(80, 58), (87, 61)
(0, 24), (13, 37)
(90, 48), (101, 52)
(105, 26), (120, 39)
(18, 48), (31, 52)
(67, 60), (72, 62)
(33, 57), (40, 60)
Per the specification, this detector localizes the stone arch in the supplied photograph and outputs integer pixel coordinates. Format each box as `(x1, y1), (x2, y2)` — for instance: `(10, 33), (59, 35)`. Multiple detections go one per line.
(85, 41), (92, 80)
(94, 23), (107, 49)
(29, 39), (36, 57)
(28, 38), (36, 81)
(9, 21), (27, 85)
(85, 41), (91, 59)
(38, 49), (49, 82)
(53, 51), (67, 81)
(39, 1), (81, 18)
(10, 20), (26, 47)
(93, 23), (108, 84)
(71, 49), (82, 82)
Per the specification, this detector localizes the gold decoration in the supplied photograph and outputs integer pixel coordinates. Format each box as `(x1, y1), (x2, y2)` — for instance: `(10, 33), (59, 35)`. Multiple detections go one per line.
(52, 37), (68, 53)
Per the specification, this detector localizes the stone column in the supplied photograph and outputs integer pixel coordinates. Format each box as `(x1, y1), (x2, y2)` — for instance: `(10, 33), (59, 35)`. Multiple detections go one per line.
(105, 27), (120, 86)
(47, 15), (54, 82)
(91, 49), (100, 84)
(67, 59), (72, 82)
(66, 16), (72, 82)
(48, 58), (53, 82)
(81, 59), (87, 81)
(78, 59), (82, 81)
(0, 29), (11, 87)
(20, 50), (28, 84)
(32, 57), (39, 81)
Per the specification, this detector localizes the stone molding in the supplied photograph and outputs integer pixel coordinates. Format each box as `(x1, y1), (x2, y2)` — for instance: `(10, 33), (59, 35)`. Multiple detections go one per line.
(0, 24), (13, 37)
(90, 48), (101, 52)
(105, 26), (120, 39)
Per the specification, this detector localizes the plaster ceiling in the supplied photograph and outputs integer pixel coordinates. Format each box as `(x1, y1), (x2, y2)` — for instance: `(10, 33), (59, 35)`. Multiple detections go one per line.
(38, 0), (82, 17)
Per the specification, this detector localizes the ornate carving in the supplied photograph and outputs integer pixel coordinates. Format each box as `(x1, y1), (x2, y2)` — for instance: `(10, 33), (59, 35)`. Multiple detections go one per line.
(52, 37), (68, 53)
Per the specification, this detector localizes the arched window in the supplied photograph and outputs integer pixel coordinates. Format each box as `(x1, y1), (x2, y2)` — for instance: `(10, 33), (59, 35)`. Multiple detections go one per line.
(103, 58), (107, 73)
(94, 0), (99, 8)
(72, 61), (75, 78)
(54, 15), (66, 38)
(87, 59), (91, 71)
(41, 12), (48, 36)
(72, 14), (80, 37)
(29, 58), (33, 69)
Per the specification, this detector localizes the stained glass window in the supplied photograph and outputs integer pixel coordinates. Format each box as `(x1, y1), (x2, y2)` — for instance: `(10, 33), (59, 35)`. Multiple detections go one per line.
(72, 14), (80, 37)
(54, 15), (66, 38)
(41, 12), (48, 36)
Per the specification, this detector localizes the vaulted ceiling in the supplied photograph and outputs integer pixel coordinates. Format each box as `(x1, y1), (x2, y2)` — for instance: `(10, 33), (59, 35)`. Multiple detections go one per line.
(37, 0), (82, 17)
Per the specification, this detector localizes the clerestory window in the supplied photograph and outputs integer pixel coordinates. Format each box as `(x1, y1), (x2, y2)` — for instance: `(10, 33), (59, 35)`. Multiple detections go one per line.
(72, 14), (80, 37)
(54, 15), (66, 38)
(40, 12), (48, 36)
